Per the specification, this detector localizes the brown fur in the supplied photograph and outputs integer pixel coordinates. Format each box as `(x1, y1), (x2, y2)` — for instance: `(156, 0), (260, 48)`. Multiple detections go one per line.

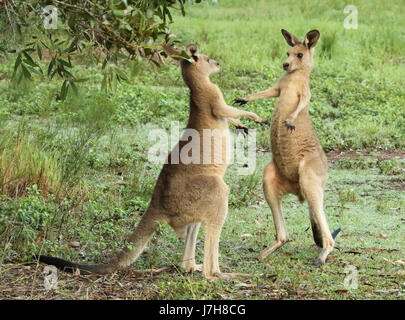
(37, 44), (267, 279)
(236, 29), (336, 266)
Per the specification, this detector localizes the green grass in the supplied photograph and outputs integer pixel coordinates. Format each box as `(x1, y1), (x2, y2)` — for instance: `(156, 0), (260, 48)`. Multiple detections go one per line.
(2, 152), (404, 299)
(0, 0), (404, 300)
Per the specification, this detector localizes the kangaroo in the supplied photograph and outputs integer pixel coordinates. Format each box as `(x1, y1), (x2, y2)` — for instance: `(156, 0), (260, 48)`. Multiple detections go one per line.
(36, 44), (268, 279)
(235, 29), (340, 266)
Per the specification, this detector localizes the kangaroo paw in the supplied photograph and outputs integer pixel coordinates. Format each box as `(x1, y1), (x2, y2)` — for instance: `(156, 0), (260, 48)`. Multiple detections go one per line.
(236, 126), (249, 136)
(283, 121), (295, 132)
(234, 98), (248, 106)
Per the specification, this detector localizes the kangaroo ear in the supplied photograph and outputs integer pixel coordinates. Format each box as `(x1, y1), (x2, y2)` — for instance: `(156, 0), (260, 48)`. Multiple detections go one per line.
(281, 29), (301, 47)
(304, 30), (320, 49)
(162, 44), (182, 60)
(186, 44), (199, 61)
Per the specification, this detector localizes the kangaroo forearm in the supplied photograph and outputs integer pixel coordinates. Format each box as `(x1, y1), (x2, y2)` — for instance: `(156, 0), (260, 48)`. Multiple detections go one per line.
(245, 87), (280, 102)
(288, 95), (310, 120)
(214, 105), (259, 121)
(227, 118), (244, 128)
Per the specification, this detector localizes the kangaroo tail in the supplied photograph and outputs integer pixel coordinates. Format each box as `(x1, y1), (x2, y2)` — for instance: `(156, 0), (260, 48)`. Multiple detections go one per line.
(331, 227), (342, 239)
(35, 209), (159, 275)
(311, 221), (342, 248)
(33, 255), (115, 275)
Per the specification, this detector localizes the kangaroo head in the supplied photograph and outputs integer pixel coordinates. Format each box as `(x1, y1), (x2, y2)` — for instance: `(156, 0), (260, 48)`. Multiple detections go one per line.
(162, 43), (220, 85)
(183, 44), (220, 77)
(281, 29), (320, 73)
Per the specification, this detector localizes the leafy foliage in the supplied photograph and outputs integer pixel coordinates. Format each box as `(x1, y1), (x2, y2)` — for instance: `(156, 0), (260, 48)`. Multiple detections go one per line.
(0, 0), (200, 99)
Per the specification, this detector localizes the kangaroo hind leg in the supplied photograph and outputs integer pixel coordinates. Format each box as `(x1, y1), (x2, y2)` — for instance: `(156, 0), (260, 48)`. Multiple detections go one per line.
(258, 162), (292, 260)
(201, 177), (250, 280)
(299, 160), (334, 266)
(181, 222), (202, 272)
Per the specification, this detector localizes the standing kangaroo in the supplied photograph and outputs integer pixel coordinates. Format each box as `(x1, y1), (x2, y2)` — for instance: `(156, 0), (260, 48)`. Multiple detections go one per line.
(235, 29), (340, 266)
(36, 44), (267, 279)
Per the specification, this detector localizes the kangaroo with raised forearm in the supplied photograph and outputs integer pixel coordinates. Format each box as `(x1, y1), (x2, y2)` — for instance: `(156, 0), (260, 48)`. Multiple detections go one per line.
(36, 44), (267, 279)
(235, 29), (340, 266)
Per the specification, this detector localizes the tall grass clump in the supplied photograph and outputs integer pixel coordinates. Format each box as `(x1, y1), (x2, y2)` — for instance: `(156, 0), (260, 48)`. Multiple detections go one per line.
(0, 126), (62, 198)
(320, 29), (338, 59)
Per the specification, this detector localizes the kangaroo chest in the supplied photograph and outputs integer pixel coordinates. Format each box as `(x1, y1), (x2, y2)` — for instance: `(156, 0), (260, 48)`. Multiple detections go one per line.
(270, 107), (320, 181)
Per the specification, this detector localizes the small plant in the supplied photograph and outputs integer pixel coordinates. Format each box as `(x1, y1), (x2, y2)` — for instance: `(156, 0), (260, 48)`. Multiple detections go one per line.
(338, 188), (357, 203)
(377, 159), (402, 175)
(228, 171), (261, 208)
(336, 155), (377, 170)
(0, 189), (57, 262)
(337, 187), (358, 216)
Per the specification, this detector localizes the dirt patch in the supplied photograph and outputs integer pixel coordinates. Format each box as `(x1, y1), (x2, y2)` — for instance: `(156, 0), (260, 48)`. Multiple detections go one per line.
(0, 263), (171, 300)
(341, 177), (404, 191)
(387, 178), (405, 191)
(326, 149), (405, 161)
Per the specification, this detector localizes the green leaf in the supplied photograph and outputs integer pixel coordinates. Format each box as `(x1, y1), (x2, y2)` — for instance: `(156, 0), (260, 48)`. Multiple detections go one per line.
(70, 81), (78, 95)
(63, 47), (77, 53)
(21, 65), (32, 80)
(37, 45), (42, 60)
(26, 65), (43, 75)
(13, 54), (22, 77)
(22, 51), (38, 68)
(40, 40), (49, 49)
(172, 50), (193, 63)
(179, 1), (186, 16)
(60, 80), (69, 101)
(48, 58), (55, 76)
(57, 58), (72, 68)
(50, 69), (58, 79)
(62, 69), (75, 79)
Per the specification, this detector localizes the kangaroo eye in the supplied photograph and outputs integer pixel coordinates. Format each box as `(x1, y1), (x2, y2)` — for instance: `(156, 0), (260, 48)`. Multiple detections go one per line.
(287, 52), (290, 57)
(297, 53), (303, 59)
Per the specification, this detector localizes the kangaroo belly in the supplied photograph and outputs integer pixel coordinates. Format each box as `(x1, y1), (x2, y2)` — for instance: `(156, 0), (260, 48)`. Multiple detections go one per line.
(271, 113), (321, 182)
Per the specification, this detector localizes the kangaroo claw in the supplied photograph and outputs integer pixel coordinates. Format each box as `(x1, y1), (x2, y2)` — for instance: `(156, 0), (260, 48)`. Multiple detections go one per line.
(313, 258), (323, 267)
(283, 121), (295, 132)
(234, 98), (248, 106)
(236, 126), (249, 136)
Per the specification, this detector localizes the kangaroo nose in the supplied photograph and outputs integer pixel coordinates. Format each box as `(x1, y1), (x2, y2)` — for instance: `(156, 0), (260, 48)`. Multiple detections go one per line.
(283, 63), (289, 69)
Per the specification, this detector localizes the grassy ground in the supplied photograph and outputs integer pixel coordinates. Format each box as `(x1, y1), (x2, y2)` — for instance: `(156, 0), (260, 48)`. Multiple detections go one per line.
(0, 0), (404, 299)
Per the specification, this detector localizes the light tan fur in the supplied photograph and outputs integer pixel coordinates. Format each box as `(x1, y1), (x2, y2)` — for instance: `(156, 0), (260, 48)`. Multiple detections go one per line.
(235, 29), (336, 266)
(37, 44), (267, 279)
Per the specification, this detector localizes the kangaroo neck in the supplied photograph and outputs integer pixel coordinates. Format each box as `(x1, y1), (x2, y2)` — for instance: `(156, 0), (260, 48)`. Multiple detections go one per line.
(286, 68), (311, 82)
(187, 76), (213, 94)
